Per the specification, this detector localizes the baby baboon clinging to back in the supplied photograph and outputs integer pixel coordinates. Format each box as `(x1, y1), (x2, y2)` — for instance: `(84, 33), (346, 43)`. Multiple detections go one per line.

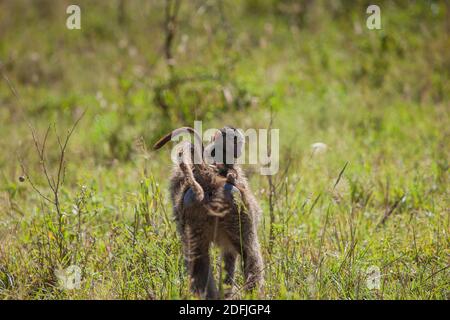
(153, 126), (264, 299)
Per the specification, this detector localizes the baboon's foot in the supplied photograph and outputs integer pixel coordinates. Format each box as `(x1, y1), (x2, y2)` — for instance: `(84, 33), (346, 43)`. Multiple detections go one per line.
(224, 183), (242, 203)
(242, 272), (264, 298)
(223, 284), (237, 300)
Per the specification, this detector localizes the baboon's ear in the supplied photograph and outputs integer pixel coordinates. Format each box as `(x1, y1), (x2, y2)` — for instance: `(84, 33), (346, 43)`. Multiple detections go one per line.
(233, 129), (245, 158)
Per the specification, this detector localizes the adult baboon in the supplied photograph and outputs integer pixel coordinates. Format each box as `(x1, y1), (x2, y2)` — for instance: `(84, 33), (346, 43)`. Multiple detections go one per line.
(154, 126), (264, 299)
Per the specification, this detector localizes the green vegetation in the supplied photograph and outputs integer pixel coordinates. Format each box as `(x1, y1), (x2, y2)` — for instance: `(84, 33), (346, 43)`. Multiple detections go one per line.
(0, 0), (448, 299)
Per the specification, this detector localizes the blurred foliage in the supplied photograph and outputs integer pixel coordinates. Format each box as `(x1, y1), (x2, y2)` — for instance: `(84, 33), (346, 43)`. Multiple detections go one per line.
(0, 0), (448, 299)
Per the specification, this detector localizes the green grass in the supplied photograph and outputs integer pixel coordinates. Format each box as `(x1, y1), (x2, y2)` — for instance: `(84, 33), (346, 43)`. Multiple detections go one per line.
(0, 0), (448, 299)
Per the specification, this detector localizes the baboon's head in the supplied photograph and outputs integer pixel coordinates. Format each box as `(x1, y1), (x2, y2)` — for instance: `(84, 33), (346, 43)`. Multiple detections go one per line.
(207, 126), (244, 165)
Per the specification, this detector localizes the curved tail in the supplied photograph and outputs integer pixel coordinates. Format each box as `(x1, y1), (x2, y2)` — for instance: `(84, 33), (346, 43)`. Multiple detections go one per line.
(153, 127), (204, 151)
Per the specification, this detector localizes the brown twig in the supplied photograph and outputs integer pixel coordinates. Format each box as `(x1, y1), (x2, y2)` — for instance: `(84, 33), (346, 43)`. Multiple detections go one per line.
(377, 194), (405, 227)
(19, 111), (86, 259)
(0, 61), (19, 98)
(267, 105), (276, 252)
(332, 161), (349, 191)
(164, 0), (182, 75)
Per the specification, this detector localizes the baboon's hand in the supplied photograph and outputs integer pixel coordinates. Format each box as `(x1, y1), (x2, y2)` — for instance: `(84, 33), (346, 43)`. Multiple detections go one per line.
(226, 172), (237, 184)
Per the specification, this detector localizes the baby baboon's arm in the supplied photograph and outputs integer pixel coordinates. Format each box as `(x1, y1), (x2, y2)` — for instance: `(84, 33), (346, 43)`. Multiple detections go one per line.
(177, 143), (205, 202)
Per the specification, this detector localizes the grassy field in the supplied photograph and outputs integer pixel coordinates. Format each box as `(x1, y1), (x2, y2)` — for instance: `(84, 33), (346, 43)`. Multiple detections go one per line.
(0, 0), (448, 299)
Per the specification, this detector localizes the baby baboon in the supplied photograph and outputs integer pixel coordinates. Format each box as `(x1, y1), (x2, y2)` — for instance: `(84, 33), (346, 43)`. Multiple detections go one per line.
(203, 126), (244, 185)
(154, 127), (264, 299)
(154, 126), (243, 216)
(154, 126), (242, 187)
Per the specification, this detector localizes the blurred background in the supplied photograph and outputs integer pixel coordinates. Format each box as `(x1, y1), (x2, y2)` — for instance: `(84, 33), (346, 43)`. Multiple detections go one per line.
(0, 0), (448, 160)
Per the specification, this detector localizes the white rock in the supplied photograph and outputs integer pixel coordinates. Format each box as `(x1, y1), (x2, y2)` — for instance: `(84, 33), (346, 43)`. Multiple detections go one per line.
(311, 142), (328, 155)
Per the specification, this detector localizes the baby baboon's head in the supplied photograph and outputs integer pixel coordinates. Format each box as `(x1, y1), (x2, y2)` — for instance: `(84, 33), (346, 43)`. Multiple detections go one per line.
(207, 126), (244, 165)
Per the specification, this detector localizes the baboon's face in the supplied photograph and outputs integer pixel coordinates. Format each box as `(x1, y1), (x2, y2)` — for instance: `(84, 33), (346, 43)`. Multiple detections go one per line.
(210, 127), (244, 164)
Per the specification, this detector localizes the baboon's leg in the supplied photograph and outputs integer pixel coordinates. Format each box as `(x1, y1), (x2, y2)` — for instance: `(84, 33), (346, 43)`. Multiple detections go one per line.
(189, 253), (217, 299)
(226, 226), (264, 294)
(222, 251), (237, 299)
(223, 251), (237, 285)
(241, 236), (264, 293)
(184, 225), (218, 299)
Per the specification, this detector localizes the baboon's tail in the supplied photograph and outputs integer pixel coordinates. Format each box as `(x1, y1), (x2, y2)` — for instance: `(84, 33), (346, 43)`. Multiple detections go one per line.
(154, 126), (207, 203)
(153, 127), (204, 151)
